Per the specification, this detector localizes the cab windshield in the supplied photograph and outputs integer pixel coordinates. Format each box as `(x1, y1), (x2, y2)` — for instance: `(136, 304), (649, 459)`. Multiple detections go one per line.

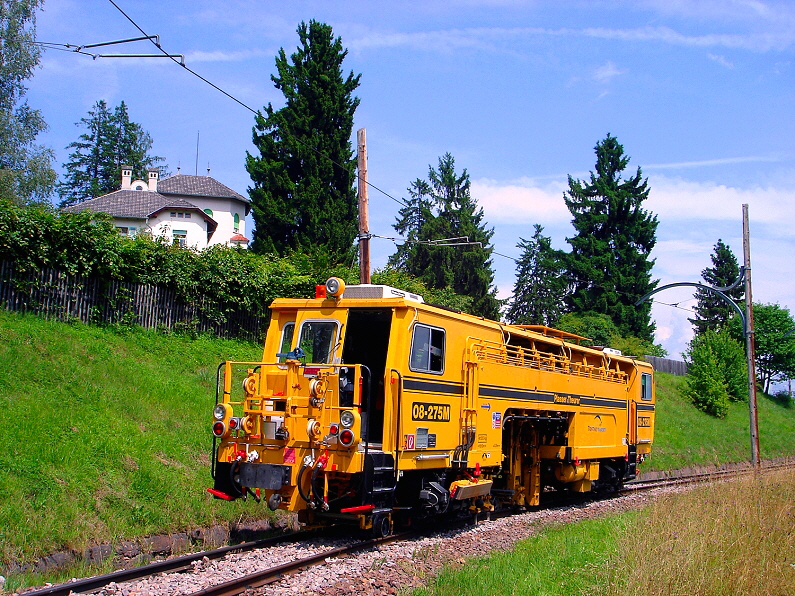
(297, 321), (338, 364)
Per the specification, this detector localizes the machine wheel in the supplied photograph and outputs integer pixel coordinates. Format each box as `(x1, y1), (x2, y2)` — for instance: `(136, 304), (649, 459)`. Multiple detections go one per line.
(372, 514), (392, 538)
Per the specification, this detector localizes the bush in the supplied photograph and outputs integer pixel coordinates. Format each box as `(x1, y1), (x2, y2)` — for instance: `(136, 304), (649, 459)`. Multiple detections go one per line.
(684, 329), (747, 417)
(0, 202), (477, 328)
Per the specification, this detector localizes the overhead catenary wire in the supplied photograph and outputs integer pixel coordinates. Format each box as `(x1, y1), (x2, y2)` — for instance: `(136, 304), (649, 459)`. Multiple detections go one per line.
(105, 0), (409, 208)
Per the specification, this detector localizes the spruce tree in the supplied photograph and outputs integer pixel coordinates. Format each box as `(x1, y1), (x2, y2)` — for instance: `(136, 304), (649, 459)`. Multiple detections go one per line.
(57, 100), (166, 207)
(390, 153), (500, 319)
(564, 134), (658, 341)
(246, 20), (360, 262)
(0, 0), (56, 205)
(506, 224), (567, 326)
(689, 239), (743, 335)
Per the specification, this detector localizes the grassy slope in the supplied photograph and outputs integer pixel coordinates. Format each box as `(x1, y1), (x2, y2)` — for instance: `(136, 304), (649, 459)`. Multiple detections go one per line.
(0, 311), (263, 564)
(646, 372), (795, 472)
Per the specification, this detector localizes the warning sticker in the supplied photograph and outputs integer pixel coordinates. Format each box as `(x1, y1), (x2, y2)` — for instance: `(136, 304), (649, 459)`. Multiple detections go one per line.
(283, 447), (296, 464)
(492, 411), (502, 430)
(406, 434), (415, 450)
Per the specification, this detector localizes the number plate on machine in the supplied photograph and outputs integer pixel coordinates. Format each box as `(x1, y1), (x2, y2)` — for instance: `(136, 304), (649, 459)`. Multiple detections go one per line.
(411, 402), (451, 422)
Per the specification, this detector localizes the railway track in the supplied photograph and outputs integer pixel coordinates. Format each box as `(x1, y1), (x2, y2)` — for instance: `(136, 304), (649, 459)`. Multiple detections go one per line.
(20, 459), (795, 596)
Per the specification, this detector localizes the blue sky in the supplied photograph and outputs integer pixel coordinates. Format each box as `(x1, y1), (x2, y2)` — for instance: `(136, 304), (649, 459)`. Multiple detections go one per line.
(27, 0), (795, 359)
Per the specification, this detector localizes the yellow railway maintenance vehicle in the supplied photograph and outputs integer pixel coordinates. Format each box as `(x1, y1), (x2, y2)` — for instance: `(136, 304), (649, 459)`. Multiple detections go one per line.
(209, 278), (655, 535)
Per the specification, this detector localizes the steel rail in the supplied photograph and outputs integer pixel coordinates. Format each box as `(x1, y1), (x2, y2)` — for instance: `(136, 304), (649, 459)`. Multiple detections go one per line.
(21, 531), (314, 596)
(186, 533), (410, 596)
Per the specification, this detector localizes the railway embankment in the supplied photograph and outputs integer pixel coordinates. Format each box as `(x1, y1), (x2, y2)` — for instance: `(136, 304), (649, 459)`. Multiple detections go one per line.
(2, 309), (795, 592)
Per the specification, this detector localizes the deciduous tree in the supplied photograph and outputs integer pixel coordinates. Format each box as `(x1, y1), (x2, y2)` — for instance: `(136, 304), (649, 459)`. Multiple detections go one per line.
(564, 134), (658, 341)
(729, 303), (795, 394)
(0, 0), (56, 205)
(247, 20), (360, 262)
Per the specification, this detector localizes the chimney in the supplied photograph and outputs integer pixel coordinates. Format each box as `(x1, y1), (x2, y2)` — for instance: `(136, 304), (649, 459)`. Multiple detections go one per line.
(121, 165), (132, 190)
(148, 169), (159, 192)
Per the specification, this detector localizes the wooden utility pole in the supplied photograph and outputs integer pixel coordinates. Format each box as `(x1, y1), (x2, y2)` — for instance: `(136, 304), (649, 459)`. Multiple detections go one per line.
(742, 204), (761, 470)
(357, 128), (371, 284)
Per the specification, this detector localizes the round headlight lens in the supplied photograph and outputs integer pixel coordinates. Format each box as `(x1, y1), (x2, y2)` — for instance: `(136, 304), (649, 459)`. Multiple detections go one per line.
(340, 410), (355, 428)
(213, 404), (227, 420)
(325, 277), (346, 297)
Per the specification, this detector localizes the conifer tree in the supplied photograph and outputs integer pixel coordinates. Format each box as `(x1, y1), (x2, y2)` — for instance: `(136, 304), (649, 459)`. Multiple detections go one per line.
(0, 0), (56, 205)
(390, 153), (500, 319)
(247, 20), (360, 262)
(689, 239), (743, 335)
(57, 100), (166, 207)
(506, 224), (567, 326)
(564, 134), (658, 341)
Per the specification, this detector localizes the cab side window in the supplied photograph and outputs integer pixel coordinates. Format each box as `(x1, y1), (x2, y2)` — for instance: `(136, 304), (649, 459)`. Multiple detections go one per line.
(410, 324), (445, 373)
(641, 372), (653, 401)
(277, 322), (295, 363)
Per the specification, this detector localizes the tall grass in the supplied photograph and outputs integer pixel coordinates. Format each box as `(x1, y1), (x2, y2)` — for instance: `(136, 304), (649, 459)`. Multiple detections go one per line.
(0, 311), (264, 564)
(608, 469), (795, 595)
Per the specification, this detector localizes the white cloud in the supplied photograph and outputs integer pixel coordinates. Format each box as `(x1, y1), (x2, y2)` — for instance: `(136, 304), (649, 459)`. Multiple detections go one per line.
(348, 24), (795, 55)
(185, 49), (269, 63)
(646, 175), (795, 228)
(472, 177), (569, 225)
(707, 52), (735, 68)
(593, 61), (626, 83)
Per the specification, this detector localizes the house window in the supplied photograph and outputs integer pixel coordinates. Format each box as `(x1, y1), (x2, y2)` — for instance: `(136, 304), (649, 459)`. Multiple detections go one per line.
(116, 226), (129, 236)
(177, 212), (184, 218)
(134, 185), (143, 191)
(234, 213), (240, 233)
(129, 226), (137, 238)
(173, 230), (188, 248)
(170, 212), (176, 217)
(185, 213), (191, 219)
(410, 324), (445, 374)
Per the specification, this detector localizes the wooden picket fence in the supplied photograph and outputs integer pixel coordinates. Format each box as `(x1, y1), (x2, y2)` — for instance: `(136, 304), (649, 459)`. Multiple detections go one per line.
(0, 261), (268, 342)
(646, 355), (689, 376)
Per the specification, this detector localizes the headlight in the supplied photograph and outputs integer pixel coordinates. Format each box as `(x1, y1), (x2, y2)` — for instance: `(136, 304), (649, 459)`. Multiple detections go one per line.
(340, 410), (355, 428)
(213, 404), (227, 421)
(325, 277), (346, 297)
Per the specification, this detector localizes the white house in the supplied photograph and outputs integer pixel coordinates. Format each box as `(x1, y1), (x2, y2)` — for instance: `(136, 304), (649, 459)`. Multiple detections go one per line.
(64, 167), (251, 250)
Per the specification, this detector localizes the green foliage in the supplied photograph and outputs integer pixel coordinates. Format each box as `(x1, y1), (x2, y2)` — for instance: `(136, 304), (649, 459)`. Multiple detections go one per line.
(556, 312), (665, 358)
(0, 202), (477, 330)
(505, 224), (567, 326)
(690, 238), (744, 335)
(0, 0), (56, 205)
(557, 312), (619, 346)
(684, 329), (746, 417)
(389, 153), (500, 319)
(729, 303), (795, 394)
(564, 133), (658, 341)
(57, 100), (168, 207)
(247, 20), (360, 263)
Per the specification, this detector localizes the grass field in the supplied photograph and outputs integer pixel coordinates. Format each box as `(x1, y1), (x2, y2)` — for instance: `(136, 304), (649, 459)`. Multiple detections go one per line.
(0, 311), (264, 565)
(646, 373), (795, 472)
